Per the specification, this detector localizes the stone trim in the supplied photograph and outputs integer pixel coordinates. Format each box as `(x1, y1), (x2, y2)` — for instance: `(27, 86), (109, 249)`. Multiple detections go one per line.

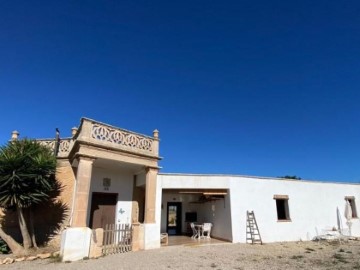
(273, 195), (289, 200)
(74, 154), (97, 162)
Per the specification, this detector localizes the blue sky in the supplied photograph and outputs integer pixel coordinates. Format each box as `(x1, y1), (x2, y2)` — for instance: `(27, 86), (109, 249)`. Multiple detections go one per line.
(1, 1), (359, 183)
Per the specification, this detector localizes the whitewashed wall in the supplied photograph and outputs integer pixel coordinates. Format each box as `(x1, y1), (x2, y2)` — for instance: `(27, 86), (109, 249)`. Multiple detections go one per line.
(159, 174), (360, 243)
(230, 176), (360, 243)
(86, 166), (134, 225)
(200, 194), (232, 241)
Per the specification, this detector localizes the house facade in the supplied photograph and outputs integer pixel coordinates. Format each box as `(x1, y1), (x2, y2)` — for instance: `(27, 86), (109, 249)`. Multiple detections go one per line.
(9, 117), (360, 249)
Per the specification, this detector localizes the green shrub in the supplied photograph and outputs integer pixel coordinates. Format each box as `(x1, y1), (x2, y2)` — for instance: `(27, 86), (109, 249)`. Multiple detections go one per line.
(0, 238), (10, 254)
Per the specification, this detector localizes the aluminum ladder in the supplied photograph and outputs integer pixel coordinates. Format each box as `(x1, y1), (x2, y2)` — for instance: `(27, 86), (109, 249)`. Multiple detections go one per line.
(246, 211), (263, 244)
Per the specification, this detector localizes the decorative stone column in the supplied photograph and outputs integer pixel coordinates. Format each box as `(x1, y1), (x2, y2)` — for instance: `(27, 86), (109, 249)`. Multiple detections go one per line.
(152, 129), (159, 156)
(131, 222), (141, 251)
(71, 127), (78, 137)
(11, 130), (19, 141)
(71, 156), (96, 227)
(144, 167), (158, 224)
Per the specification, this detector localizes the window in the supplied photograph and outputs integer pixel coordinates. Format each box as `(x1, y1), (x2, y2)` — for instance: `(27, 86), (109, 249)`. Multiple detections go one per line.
(274, 195), (291, 221)
(345, 196), (358, 218)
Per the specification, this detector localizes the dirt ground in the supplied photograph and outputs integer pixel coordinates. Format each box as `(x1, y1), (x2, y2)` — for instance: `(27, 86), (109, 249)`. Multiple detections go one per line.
(1, 239), (360, 269)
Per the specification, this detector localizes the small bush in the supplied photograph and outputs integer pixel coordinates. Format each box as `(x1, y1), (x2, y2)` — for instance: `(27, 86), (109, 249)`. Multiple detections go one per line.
(0, 238), (10, 254)
(49, 255), (62, 263)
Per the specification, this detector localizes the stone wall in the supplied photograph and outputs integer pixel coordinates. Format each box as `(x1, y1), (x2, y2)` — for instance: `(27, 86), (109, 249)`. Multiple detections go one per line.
(0, 159), (76, 248)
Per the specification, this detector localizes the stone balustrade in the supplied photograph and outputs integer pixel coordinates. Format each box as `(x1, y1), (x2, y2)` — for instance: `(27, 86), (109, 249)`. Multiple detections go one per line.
(77, 118), (159, 157)
(11, 118), (159, 159)
(37, 138), (72, 158)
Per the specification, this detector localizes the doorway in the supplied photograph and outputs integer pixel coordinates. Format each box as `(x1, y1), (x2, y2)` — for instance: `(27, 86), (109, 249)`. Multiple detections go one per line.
(167, 202), (182, 235)
(89, 192), (118, 229)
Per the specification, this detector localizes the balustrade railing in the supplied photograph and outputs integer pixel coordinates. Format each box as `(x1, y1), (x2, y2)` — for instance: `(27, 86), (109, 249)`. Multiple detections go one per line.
(78, 118), (159, 157)
(37, 138), (72, 157)
(34, 118), (159, 158)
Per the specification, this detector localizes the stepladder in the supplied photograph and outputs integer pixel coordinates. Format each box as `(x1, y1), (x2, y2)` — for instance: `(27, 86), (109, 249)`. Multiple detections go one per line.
(246, 211), (263, 244)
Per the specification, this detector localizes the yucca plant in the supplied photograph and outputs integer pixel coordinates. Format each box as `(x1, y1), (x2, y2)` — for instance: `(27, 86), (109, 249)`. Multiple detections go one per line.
(0, 139), (57, 256)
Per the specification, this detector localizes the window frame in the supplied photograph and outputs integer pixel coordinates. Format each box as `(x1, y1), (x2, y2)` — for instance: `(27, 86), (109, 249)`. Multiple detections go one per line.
(273, 195), (291, 222)
(345, 196), (358, 219)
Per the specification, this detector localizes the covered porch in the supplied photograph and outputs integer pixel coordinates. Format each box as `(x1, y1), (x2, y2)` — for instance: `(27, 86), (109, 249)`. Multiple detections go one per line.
(48, 117), (163, 251)
(160, 188), (233, 243)
(68, 118), (161, 231)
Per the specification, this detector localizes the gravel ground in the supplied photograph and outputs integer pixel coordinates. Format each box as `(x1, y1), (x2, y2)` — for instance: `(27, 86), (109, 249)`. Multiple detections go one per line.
(1, 240), (360, 270)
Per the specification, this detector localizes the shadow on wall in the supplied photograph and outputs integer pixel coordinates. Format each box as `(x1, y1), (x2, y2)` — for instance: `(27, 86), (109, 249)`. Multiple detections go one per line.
(0, 181), (69, 246)
(1, 202), (68, 245)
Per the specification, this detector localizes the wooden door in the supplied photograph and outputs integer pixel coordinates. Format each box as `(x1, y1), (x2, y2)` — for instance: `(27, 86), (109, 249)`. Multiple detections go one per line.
(89, 192), (117, 229)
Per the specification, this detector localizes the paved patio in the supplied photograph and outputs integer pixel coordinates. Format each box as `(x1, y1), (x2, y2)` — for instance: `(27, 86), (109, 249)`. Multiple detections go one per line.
(163, 235), (229, 247)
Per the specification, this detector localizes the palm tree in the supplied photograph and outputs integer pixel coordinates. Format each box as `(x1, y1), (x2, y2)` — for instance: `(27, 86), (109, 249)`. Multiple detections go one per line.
(0, 139), (57, 255)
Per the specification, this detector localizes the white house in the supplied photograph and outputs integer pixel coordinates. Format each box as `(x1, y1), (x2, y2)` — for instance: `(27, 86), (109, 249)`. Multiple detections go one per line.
(159, 174), (359, 246)
(11, 117), (359, 250)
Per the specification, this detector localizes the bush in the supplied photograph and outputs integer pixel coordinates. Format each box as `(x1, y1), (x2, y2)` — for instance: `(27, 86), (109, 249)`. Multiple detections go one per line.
(0, 237), (10, 254)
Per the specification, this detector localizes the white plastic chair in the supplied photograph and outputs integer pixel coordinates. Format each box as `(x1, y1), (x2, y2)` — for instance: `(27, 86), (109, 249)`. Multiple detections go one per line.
(202, 223), (212, 238)
(190, 223), (199, 239)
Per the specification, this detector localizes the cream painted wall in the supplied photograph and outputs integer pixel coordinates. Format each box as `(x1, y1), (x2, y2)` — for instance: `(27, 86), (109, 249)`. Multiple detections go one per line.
(159, 174), (360, 243)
